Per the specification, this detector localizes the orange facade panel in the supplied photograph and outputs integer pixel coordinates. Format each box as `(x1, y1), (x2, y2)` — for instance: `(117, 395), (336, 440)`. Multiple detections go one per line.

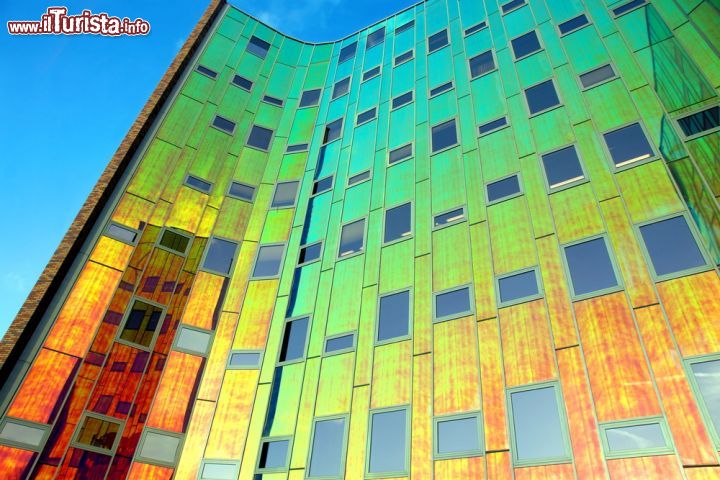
(536, 235), (576, 348)
(197, 311), (237, 401)
(0, 445), (36, 480)
(127, 462), (174, 480)
(411, 354), (432, 479)
(477, 318), (509, 451)
(174, 399), (215, 480)
(434, 456), (484, 479)
(231, 280), (279, 350)
(514, 463), (575, 479)
(146, 351), (204, 432)
(486, 451), (512, 480)
(606, 454), (683, 480)
(181, 271), (226, 330)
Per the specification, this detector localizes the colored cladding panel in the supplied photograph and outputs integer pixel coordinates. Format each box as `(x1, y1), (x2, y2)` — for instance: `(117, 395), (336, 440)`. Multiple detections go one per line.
(536, 235), (576, 348)
(477, 319), (509, 451)
(181, 271), (226, 330)
(607, 455), (684, 480)
(411, 354), (432, 479)
(370, 340), (412, 409)
(0, 445), (35, 480)
(434, 456), (484, 479)
(205, 370), (258, 459)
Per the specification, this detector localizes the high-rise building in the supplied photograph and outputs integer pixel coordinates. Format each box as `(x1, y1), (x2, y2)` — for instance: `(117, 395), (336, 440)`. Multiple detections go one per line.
(1, 0), (719, 478)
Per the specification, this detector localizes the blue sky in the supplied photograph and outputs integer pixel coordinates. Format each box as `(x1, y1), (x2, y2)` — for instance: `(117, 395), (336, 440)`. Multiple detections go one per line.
(0, 0), (412, 338)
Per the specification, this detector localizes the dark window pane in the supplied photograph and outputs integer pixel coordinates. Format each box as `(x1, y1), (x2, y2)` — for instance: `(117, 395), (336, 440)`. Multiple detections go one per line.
(367, 27), (385, 48)
(312, 176), (333, 195)
(435, 286), (472, 319)
(639, 216), (706, 277)
(203, 238), (238, 275)
(564, 238), (618, 296)
(431, 119), (458, 152)
(603, 123), (654, 167)
(253, 244), (284, 278)
(430, 82), (454, 97)
(212, 115), (236, 134)
(309, 419), (345, 476)
(258, 439), (289, 469)
(363, 66), (381, 81)
(378, 290), (410, 342)
(580, 64), (616, 88)
(502, 0), (526, 13)
(511, 30), (541, 59)
(228, 351), (261, 368)
(272, 181), (299, 207)
(325, 334), (354, 353)
(525, 80), (560, 114)
(690, 359), (720, 436)
(437, 417), (480, 455)
(392, 91), (413, 109)
(465, 21), (487, 36)
(487, 175), (521, 203)
(348, 170), (371, 185)
(332, 77), (350, 99)
(286, 143), (308, 153)
(469, 50), (495, 78)
(106, 223), (137, 244)
(339, 219), (365, 257)
(542, 146), (584, 188)
(232, 74), (253, 91)
(196, 65), (217, 78)
(339, 42), (357, 63)
(389, 144), (413, 164)
(299, 88), (321, 107)
(247, 36), (271, 59)
(76, 416), (121, 451)
(159, 230), (190, 254)
(558, 14), (590, 35)
(479, 117), (507, 135)
(324, 118), (343, 143)
(298, 242), (322, 265)
(428, 29), (449, 53)
(396, 20), (414, 33)
(605, 423), (666, 452)
(384, 203), (412, 243)
(120, 300), (163, 348)
(247, 125), (273, 150)
(185, 174), (212, 193)
(357, 107), (377, 124)
(613, 0), (646, 16)
(228, 182), (255, 201)
(279, 317), (309, 362)
(433, 208), (465, 227)
(677, 106), (719, 137)
(395, 50), (413, 65)
(510, 386), (567, 462)
(263, 95), (284, 106)
(499, 270), (539, 304)
(369, 409), (407, 473)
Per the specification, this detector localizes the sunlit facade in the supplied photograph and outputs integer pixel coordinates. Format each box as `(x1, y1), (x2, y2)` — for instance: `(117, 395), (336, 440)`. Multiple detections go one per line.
(1, 0), (720, 478)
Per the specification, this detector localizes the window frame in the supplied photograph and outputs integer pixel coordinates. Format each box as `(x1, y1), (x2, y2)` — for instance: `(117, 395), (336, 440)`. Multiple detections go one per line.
(104, 221), (141, 246)
(226, 349), (264, 370)
(261, 95), (284, 107)
(684, 353), (720, 447)
(601, 120), (659, 171)
(323, 117), (344, 145)
(297, 240), (324, 267)
(250, 242), (288, 280)
(394, 49), (414, 66)
(464, 21), (487, 37)
(198, 459), (241, 480)
(429, 81), (455, 98)
(244, 123), (275, 152)
(231, 74), (253, 91)
(557, 13), (591, 36)
(323, 331), (357, 357)
(611, 0), (648, 18)
(391, 90), (414, 110)
(183, 173), (213, 194)
(246, 35), (271, 59)
(577, 63), (618, 91)
(226, 180), (257, 202)
(115, 296), (166, 352)
(171, 324), (214, 357)
(276, 315), (312, 366)
(338, 41), (357, 64)
(332, 76), (351, 100)
(0, 417), (51, 452)
(365, 405), (411, 478)
(427, 28), (450, 54)
(270, 180), (301, 209)
(432, 283), (475, 323)
(495, 266), (543, 308)
(366, 26), (386, 50)
(156, 227), (193, 256)
(539, 143), (588, 193)
(311, 175), (335, 198)
(524, 77), (563, 117)
(430, 117), (460, 155)
(598, 416), (674, 459)
(286, 143), (309, 153)
(433, 411), (485, 460)
(199, 235), (240, 277)
(388, 143), (414, 166)
(382, 201), (414, 246)
(468, 49), (497, 80)
(501, 0), (527, 15)
(356, 107), (378, 126)
(306, 414), (350, 479)
(396, 20), (415, 34)
(561, 233), (624, 301)
(135, 427), (184, 467)
(71, 412), (125, 456)
(674, 103), (720, 141)
(432, 205), (467, 231)
(255, 435), (293, 474)
(298, 88), (322, 108)
(478, 116), (510, 137)
(362, 65), (381, 82)
(485, 172), (523, 206)
(337, 217), (368, 260)
(510, 28), (544, 61)
(375, 287), (413, 346)
(348, 169), (372, 186)
(210, 114), (236, 135)
(195, 64), (218, 79)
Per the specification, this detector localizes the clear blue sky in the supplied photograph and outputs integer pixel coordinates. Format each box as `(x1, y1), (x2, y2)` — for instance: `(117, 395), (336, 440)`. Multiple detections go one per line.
(0, 0), (413, 338)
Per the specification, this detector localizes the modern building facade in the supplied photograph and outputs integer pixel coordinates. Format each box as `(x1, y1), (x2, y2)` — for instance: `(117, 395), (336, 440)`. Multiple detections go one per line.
(1, 0), (720, 478)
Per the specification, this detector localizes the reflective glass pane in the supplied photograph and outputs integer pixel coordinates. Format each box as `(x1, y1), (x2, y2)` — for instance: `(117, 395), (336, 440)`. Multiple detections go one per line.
(76, 416), (121, 451)
(605, 423), (666, 452)
(159, 230), (190, 254)
(428, 29), (449, 53)
(510, 386), (567, 461)
(228, 182), (255, 201)
(470, 51), (495, 78)
(498, 270), (539, 304)
(435, 287), (471, 319)
(272, 181), (299, 207)
(677, 106), (719, 137)
(541, 146), (584, 188)
(378, 290), (410, 341)
(389, 144), (412, 164)
(384, 203), (412, 243)
(339, 42), (357, 63)
(212, 115), (236, 134)
(106, 223), (137, 244)
(253, 244), (284, 278)
(278, 317), (309, 362)
(431, 119), (458, 152)
(558, 14), (589, 35)
(639, 216), (706, 276)
(479, 117), (507, 135)
(324, 119), (343, 143)
(228, 351), (262, 368)
(525, 80), (560, 114)
(175, 327), (211, 355)
(299, 88), (321, 107)
(433, 208), (465, 227)
(0, 421), (46, 447)
(200, 462), (237, 480)
(333, 77), (350, 99)
(196, 65), (217, 78)
(258, 439), (289, 469)
(139, 431), (180, 463)
(690, 359), (720, 435)
(232, 74), (252, 90)
(247, 36), (270, 59)
(309, 418), (345, 476)
(185, 175), (212, 193)
(203, 238), (238, 275)
(298, 242), (322, 265)
(564, 238), (618, 296)
(603, 123), (654, 167)
(325, 333), (354, 353)
(367, 27), (385, 48)
(511, 30), (541, 59)
(339, 219), (365, 257)
(120, 300), (163, 348)
(437, 416), (480, 455)
(247, 125), (273, 150)
(369, 409), (407, 473)
(392, 91), (413, 109)
(579, 64), (615, 88)
(487, 175), (520, 202)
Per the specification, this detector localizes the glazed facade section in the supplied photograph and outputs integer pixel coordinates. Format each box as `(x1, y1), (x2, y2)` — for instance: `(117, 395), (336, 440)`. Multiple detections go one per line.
(1, 0), (720, 478)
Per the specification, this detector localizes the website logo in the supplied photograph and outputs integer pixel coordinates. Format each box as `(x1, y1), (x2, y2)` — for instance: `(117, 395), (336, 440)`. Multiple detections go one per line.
(7, 7), (150, 36)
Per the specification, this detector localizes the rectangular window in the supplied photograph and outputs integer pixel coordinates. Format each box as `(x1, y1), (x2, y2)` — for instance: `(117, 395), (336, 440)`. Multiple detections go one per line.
(638, 215), (707, 279)
(434, 285), (473, 322)
(464, 21), (487, 36)
(428, 29), (449, 53)
(119, 299), (164, 349)
(262, 95), (284, 106)
(558, 14), (590, 35)
(396, 20), (414, 34)
(298, 242), (322, 266)
(377, 290), (411, 343)
(525, 79), (561, 115)
(511, 30), (542, 60)
(105, 222), (138, 245)
(599, 418), (672, 458)
(299, 88), (321, 107)
(173, 325), (212, 356)
(212, 115), (236, 134)
(487, 174), (521, 204)
(184, 174), (212, 194)
(338, 218), (366, 258)
(0, 418), (49, 451)
(392, 91), (413, 109)
(394, 49), (414, 65)
(247, 36), (271, 59)
(348, 170), (371, 186)
(433, 206), (466, 229)
(257, 437), (291, 473)
(324, 333), (355, 355)
(339, 42), (357, 63)
(312, 175), (334, 196)
(502, 0), (526, 14)
(252, 244), (285, 279)
(677, 105), (719, 138)
(137, 429), (182, 467)
(202, 237), (239, 276)
(323, 118), (343, 144)
(158, 229), (191, 255)
(541, 145), (585, 190)
(332, 77), (350, 99)
(686, 355), (720, 445)
(271, 181), (299, 208)
(430, 81), (454, 97)
(434, 413), (483, 459)
(286, 143), (309, 153)
(563, 236), (620, 299)
(231, 74), (253, 91)
(278, 317), (309, 364)
(389, 143), (413, 164)
(308, 417), (348, 477)
(478, 116), (508, 136)
(612, 0), (647, 17)
(431, 119), (458, 152)
(603, 122), (655, 168)
(366, 27), (385, 49)
(195, 65), (217, 79)
(384, 202), (412, 244)
(362, 65), (381, 81)
(367, 407), (408, 476)
(227, 350), (263, 369)
(199, 461), (240, 480)
(508, 383), (571, 466)
(246, 125), (273, 151)
(579, 64), (616, 89)
(469, 50), (496, 79)
(497, 268), (541, 307)
(73, 413), (123, 454)
(227, 181), (256, 202)
(357, 107), (377, 125)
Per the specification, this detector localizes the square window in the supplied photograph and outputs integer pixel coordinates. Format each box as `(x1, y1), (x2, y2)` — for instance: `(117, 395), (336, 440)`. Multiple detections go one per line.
(262, 95), (284, 106)
(368, 408), (408, 475)
(465, 21), (487, 36)
(563, 237), (619, 298)
(174, 325), (212, 356)
(603, 123), (655, 168)
(271, 181), (299, 208)
(158, 229), (191, 255)
(638, 215), (707, 278)
(396, 20), (414, 33)
(227, 181), (256, 202)
(478, 117), (508, 136)
(212, 115), (236, 134)
(687, 356), (720, 444)
(430, 81), (454, 97)
(231, 74), (252, 91)
(252, 244), (285, 278)
(433, 207), (466, 228)
(339, 42), (357, 63)
(612, 0), (647, 17)
(428, 29), (449, 53)
(227, 350), (263, 369)
(105, 222), (138, 245)
(362, 65), (381, 81)
(73, 414), (123, 454)
(298, 242), (322, 266)
(308, 417), (348, 477)
(247, 36), (271, 59)
(312, 176), (334, 196)
(431, 119), (458, 152)
(357, 107), (377, 125)
(377, 290), (411, 343)
(199, 461), (240, 480)
(677, 106), (719, 138)
(392, 91), (413, 109)
(257, 438), (291, 472)
(541, 145), (585, 189)
(394, 50), (414, 65)
(338, 219), (365, 257)
(502, 0), (526, 14)
(246, 125), (273, 151)
(119, 299), (164, 349)
(558, 14), (590, 35)
(0, 418), (49, 451)
(278, 317), (309, 363)
(138, 429), (182, 466)
(299, 88), (321, 107)
(348, 170), (371, 185)
(525, 80), (560, 115)
(324, 333), (355, 354)
(434, 414), (483, 459)
(434, 285), (473, 322)
(384, 203), (412, 244)
(600, 419), (672, 458)
(389, 143), (413, 164)
(332, 77), (350, 99)
(202, 237), (238, 276)
(511, 30), (542, 60)
(487, 174), (521, 204)
(366, 27), (385, 49)
(579, 64), (616, 89)
(196, 65), (217, 79)
(323, 118), (343, 144)
(184, 174), (212, 193)
(497, 269), (540, 306)
(469, 50), (495, 78)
